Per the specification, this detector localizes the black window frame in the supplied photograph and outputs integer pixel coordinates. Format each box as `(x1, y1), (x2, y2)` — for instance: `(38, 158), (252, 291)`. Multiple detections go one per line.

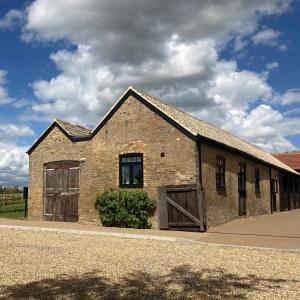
(119, 153), (143, 188)
(254, 168), (260, 193)
(216, 156), (226, 188)
(271, 179), (278, 193)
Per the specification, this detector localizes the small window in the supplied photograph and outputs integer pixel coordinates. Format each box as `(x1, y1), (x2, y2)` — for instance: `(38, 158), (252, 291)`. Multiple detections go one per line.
(216, 156), (225, 187)
(271, 179), (278, 193)
(254, 168), (260, 193)
(119, 154), (143, 188)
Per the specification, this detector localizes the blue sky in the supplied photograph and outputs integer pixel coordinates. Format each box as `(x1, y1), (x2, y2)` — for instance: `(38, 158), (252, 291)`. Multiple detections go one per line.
(0, 0), (299, 186)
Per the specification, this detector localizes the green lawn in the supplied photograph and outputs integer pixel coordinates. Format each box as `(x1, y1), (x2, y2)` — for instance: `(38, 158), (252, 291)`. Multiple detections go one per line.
(0, 202), (26, 220)
(0, 210), (26, 220)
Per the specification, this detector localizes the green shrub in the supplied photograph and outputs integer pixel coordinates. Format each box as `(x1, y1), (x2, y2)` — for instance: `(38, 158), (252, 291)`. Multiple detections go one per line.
(95, 189), (156, 229)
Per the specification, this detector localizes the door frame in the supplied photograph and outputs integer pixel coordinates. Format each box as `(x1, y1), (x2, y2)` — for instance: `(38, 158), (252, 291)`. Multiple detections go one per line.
(43, 160), (80, 222)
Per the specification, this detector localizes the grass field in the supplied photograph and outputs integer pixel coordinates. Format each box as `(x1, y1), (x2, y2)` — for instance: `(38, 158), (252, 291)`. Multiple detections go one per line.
(0, 210), (26, 219)
(0, 200), (26, 220)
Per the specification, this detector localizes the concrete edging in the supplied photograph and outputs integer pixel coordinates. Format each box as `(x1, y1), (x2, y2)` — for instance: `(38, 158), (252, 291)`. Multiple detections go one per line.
(0, 224), (299, 253)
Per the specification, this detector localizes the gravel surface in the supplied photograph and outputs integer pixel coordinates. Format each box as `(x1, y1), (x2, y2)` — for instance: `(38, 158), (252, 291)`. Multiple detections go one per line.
(0, 228), (299, 299)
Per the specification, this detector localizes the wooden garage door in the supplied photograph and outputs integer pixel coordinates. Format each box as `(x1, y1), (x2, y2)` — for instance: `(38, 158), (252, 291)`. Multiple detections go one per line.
(44, 161), (79, 222)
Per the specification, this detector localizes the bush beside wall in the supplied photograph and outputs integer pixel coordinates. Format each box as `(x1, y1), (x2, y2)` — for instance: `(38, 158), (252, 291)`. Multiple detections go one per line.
(95, 189), (156, 229)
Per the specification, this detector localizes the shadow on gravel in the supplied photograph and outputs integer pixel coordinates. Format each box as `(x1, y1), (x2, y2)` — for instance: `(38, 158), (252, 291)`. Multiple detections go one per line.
(0, 265), (292, 299)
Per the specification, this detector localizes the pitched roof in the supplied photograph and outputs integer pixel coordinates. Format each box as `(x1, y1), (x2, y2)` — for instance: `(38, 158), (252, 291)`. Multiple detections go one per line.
(55, 119), (92, 137)
(273, 152), (300, 171)
(27, 86), (299, 175)
(27, 119), (92, 154)
(92, 86), (298, 175)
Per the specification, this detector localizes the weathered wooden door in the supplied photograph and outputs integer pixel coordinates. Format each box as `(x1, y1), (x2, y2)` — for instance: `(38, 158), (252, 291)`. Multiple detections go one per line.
(238, 163), (247, 216)
(44, 161), (79, 222)
(271, 193), (277, 213)
(158, 185), (204, 232)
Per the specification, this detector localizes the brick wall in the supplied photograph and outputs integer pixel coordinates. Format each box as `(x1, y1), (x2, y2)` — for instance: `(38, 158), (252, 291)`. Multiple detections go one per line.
(28, 127), (90, 221)
(80, 95), (198, 227)
(28, 93), (283, 230)
(201, 143), (272, 227)
(28, 95), (198, 228)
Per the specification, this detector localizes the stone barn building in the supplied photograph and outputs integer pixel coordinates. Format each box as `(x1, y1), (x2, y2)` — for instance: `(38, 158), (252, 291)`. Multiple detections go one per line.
(27, 86), (300, 231)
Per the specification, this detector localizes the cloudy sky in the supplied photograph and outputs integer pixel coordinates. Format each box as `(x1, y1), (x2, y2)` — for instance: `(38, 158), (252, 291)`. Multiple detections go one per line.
(0, 0), (299, 186)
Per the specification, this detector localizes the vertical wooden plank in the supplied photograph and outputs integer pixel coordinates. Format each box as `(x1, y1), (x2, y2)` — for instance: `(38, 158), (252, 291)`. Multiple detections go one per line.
(196, 187), (205, 231)
(68, 167), (79, 222)
(157, 187), (168, 229)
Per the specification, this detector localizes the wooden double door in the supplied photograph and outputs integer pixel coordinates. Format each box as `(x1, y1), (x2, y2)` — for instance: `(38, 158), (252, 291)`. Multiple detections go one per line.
(44, 161), (79, 222)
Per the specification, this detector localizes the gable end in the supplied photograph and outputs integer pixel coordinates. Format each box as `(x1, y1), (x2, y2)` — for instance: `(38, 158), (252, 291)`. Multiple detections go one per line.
(27, 122), (90, 155)
(91, 89), (196, 140)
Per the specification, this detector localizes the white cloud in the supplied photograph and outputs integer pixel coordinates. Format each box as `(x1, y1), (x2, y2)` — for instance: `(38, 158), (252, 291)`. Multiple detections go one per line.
(251, 28), (288, 51)
(222, 105), (299, 153)
(0, 69), (30, 107)
(0, 9), (23, 30)
(252, 28), (281, 45)
(30, 39), (220, 124)
(0, 70), (14, 105)
(15, 0), (300, 154)
(265, 62), (279, 70)
(0, 124), (34, 186)
(278, 43), (288, 51)
(0, 144), (29, 186)
(207, 66), (272, 111)
(0, 123), (34, 144)
(281, 88), (300, 105)
(22, 0), (291, 52)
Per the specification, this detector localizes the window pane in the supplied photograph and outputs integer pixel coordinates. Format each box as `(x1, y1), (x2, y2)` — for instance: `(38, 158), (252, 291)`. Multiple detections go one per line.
(136, 156), (142, 162)
(126, 157), (132, 162)
(121, 165), (130, 185)
(121, 157), (127, 163)
(131, 156), (137, 162)
(132, 164), (142, 185)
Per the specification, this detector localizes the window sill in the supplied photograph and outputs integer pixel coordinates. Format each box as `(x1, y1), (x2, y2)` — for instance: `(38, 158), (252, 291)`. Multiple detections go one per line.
(119, 185), (143, 189)
(216, 185), (226, 189)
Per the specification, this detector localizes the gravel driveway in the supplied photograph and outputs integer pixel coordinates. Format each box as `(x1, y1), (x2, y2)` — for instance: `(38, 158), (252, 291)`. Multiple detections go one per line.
(0, 228), (299, 299)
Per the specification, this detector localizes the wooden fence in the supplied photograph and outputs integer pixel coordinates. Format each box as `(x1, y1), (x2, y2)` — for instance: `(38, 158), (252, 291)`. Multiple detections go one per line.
(0, 187), (28, 218)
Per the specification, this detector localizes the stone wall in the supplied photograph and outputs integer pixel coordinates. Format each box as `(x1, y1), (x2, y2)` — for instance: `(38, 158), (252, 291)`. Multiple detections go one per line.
(28, 127), (90, 221)
(201, 143), (272, 228)
(81, 95), (198, 227)
(28, 95), (199, 228)
(28, 93), (284, 230)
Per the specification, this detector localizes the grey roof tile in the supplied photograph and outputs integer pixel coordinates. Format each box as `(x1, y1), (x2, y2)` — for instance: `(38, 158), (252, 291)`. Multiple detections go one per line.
(132, 86), (298, 175)
(56, 119), (92, 137)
